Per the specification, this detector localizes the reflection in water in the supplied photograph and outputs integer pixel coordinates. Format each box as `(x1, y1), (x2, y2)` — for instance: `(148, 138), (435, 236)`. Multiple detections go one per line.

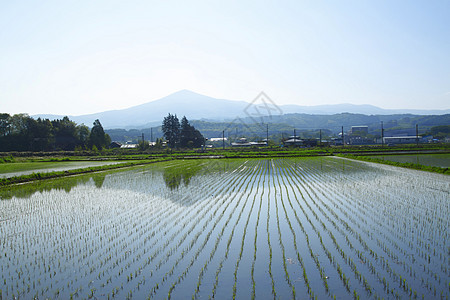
(92, 174), (106, 188)
(0, 160), (230, 203)
(162, 160), (222, 190)
(162, 164), (197, 190)
(0, 173), (107, 200)
(0, 157), (382, 202)
(163, 171), (183, 190)
(1, 157), (373, 203)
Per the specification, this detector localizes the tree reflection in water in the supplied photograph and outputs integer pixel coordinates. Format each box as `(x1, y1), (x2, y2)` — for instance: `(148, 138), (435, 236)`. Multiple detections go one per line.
(0, 173), (107, 200)
(162, 161), (207, 190)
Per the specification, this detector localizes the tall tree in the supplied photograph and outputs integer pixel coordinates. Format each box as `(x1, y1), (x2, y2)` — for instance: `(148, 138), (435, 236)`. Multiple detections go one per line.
(191, 128), (205, 148)
(28, 117), (53, 151)
(76, 124), (90, 148)
(179, 116), (205, 148)
(162, 113), (180, 148)
(10, 113), (29, 135)
(52, 116), (78, 150)
(179, 116), (193, 148)
(89, 119), (110, 149)
(0, 113), (11, 136)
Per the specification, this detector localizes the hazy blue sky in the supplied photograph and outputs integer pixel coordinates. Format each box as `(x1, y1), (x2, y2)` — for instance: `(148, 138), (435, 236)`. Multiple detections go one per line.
(1, 0), (449, 115)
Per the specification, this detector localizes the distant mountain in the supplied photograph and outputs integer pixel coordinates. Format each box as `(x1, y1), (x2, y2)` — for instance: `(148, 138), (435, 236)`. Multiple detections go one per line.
(280, 103), (449, 115)
(34, 90), (249, 129)
(33, 90), (450, 128)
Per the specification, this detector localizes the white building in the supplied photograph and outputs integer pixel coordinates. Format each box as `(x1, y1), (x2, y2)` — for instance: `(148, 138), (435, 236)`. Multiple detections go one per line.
(383, 136), (422, 145)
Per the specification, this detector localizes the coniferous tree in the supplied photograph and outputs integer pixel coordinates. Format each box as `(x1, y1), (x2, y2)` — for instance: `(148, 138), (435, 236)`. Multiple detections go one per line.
(179, 116), (193, 148)
(179, 116), (205, 148)
(191, 128), (205, 148)
(89, 119), (110, 149)
(162, 113), (180, 148)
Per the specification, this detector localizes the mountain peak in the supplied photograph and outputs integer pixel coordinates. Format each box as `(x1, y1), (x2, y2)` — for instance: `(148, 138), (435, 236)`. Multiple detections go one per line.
(166, 89), (208, 99)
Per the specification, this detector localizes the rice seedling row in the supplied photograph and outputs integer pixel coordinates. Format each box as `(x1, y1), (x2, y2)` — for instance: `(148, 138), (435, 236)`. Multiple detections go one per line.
(222, 161), (263, 299)
(285, 157), (448, 298)
(147, 160), (258, 299)
(317, 160), (448, 297)
(122, 166), (240, 298)
(283, 160), (390, 298)
(290, 160), (422, 298)
(277, 160), (348, 299)
(0, 157), (448, 299)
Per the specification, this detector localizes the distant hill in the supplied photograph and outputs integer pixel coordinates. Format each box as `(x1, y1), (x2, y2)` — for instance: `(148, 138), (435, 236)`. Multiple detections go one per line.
(281, 103), (450, 115)
(191, 113), (450, 137)
(33, 90), (450, 129)
(105, 112), (450, 143)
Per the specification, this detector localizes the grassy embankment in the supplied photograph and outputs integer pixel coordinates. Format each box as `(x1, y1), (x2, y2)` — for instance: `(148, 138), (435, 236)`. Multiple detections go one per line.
(338, 154), (449, 175)
(331, 144), (449, 174)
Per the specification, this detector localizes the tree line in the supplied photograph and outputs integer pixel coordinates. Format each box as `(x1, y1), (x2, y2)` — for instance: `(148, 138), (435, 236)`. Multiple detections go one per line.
(0, 113), (110, 152)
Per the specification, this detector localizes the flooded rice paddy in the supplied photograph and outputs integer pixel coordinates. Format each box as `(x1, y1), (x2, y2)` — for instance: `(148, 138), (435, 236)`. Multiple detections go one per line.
(0, 157), (448, 299)
(0, 161), (126, 178)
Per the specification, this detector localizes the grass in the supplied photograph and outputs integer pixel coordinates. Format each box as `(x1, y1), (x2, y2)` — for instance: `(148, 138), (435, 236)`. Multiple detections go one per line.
(340, 154), (449, 175)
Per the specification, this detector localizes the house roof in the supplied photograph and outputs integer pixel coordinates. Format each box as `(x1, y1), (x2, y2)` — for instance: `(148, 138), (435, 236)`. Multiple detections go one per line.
(284, 138), (303, 143)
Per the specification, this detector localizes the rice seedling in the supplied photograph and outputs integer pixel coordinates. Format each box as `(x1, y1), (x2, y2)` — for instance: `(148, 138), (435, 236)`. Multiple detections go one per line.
(0, 157), (447, 299)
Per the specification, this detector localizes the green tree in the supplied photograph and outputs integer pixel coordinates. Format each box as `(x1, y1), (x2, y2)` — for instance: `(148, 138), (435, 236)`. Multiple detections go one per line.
(10, 113), (29, 135)
(154, 137), (164, 149)
(89, 119), (110, 149)
(191, 128), (204, 148)
(0, 114), (54, 151)
(52, 116), (78, 150)
(7, 114), (33, 151)
(162, 114), (180, 148)
(28, 117), (53, 151)
(426, 125), (450, 140)
(138, 140), (150, 151)
(0, 114), (93, 152)
(0, 113), (11, 136)
(179, 116), (193, 148)
(179, 116), (205, 148)
(76, 124), (90, 148)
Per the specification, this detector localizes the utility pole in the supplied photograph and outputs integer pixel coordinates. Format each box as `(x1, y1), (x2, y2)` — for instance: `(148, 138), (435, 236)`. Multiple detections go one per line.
(142, 133), (144, 142)
(381, 121), (384, 147)
(222, 130), (225, 150)
(151, 128), (153, 143)
(294, 128), (296, 138)
(319, 129), (322, 146)
(266, 124), (269, 146)
(416, 124), (419, 146)
(342, 126), (345, 146)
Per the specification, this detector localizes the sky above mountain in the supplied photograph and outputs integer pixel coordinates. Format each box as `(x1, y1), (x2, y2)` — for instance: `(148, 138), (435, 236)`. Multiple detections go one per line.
(1, 1), (449, 116)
